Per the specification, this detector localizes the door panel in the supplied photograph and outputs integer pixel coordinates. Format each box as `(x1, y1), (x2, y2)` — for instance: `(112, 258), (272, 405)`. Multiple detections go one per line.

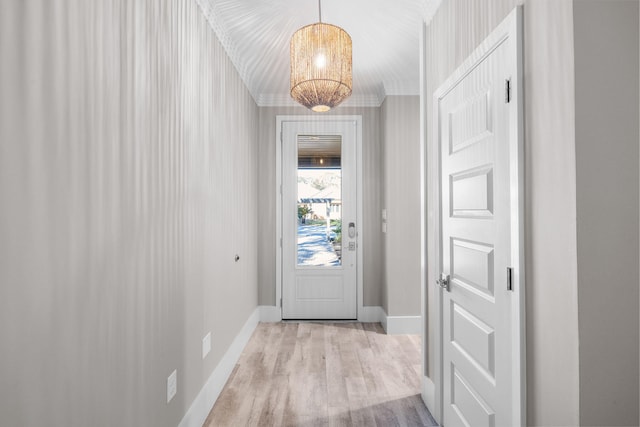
(438, 28), (519, 427)
(451, 239), (495, 300)
(451, 367), (495, 427)
(282, 120), (357, 319)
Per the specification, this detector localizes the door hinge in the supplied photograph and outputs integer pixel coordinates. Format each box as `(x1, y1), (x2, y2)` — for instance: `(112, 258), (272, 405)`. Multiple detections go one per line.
(280, 131), (283, 142)
(280, 298), (282, 308)
(280, 184), (282, 195)
(507, 267), (514, 291)
(280, 237), (282, 248)
(505, 78), (512, 103)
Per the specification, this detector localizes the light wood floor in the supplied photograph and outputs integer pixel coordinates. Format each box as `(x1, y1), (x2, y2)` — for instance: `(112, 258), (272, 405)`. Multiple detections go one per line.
(204, 322), (437, 427)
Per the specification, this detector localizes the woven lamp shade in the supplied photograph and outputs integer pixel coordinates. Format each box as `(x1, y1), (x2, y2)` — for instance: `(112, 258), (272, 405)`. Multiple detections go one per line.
(290, 23), (352, 112)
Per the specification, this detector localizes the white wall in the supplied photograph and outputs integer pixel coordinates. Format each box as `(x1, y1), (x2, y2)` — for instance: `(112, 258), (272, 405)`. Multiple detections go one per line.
(425, 1), (580, 425)
(0, 1), (259, 426)
(574, 1), (640, 425)
(381, 96), (422, 316)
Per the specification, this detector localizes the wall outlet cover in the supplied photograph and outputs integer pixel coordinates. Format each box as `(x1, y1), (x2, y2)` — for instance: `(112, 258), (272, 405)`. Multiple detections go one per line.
(202, 332), (211, 359)
(167, 369), (177, 403)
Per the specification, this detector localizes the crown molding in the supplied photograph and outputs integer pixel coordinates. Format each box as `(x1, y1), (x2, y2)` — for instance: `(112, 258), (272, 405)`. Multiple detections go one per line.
(423, 0), (443, 25)
(257, 93), (385, 108)
(195, 0), (261, 105)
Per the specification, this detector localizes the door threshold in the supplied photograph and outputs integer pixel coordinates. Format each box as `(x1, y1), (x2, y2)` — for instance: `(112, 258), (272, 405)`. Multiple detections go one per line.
(281, 319), (359, 323)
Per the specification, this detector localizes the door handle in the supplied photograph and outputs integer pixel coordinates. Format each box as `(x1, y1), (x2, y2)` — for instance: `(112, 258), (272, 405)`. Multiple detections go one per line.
(348, 222), (356, 238)
(437, 274), (450, 291)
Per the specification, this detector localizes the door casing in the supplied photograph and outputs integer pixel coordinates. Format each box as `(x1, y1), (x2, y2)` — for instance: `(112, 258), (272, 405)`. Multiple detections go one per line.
(423, 7), (525, 426)
(275, 115), (364, 320)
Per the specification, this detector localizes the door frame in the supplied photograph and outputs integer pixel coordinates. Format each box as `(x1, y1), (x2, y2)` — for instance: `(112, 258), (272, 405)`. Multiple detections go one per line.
(423, 7), (525, 426)
(275, 115), (364, 320)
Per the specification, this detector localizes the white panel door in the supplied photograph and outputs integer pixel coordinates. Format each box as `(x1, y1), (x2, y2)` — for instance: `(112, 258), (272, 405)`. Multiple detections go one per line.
(282, 120), (357, 319)
(435, 9), (524, 427)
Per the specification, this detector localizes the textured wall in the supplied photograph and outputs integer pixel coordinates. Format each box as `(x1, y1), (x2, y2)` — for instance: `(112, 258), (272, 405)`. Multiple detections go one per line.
(381, 96), (421, 316)
(425, 1), (580, 425)
(0, 1), (259, 426)
(257, 106), (383, 308)
(574, 1), (639, 425)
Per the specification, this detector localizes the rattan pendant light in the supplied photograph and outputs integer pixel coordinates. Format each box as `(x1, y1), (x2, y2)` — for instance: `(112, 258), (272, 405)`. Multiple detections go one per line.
(290, 0), (352, 112)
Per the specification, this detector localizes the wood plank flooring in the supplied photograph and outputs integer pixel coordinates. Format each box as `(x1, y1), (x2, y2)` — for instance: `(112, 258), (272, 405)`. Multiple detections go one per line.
(203, 322), (438, 427)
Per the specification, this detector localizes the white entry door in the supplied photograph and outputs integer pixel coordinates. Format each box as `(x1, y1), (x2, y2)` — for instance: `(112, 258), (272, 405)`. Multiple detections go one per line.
(434, 8), (524, 427)
(281, 120), (357, 319)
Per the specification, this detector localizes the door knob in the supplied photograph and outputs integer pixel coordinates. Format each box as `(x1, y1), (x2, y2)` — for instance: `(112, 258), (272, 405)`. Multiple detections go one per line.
(437, 274), (450, 291)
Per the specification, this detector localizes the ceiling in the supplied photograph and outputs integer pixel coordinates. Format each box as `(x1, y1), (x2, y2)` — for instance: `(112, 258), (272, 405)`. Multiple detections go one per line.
(197, 0), (442, 108)
(298, 135), (342, 157)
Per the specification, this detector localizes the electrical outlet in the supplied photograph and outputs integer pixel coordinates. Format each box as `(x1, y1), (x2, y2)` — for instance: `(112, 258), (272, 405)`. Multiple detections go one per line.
(202, 332), (211, 359)
(167, 369), (177, 403)
(382, 209), (388, 233)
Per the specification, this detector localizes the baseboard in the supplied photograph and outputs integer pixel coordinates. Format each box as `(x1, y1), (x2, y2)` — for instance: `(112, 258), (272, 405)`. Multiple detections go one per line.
(258, 305), (387, 324)
(358, 305), (385, 323)
(382, 313), (422, 335)
(259, 305), (282, 322)
(177, 307), (260, 427)
(422, 376), (436, 415)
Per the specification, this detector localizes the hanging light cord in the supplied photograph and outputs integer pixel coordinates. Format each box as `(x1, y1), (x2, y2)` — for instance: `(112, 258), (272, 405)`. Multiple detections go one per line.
(318, 0), (322, 22)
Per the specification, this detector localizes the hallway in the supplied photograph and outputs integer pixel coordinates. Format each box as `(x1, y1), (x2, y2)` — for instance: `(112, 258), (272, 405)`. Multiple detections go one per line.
(2, 1), (638, 426)
(204, 322), (436, 426)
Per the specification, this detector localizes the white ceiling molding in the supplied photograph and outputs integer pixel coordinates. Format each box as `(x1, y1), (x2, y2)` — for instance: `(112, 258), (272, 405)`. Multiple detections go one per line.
(196, 0), (443, 108)
(257, 93), (386, 109)
(195, 0), (260, 104)
(423, 0), (443, 24)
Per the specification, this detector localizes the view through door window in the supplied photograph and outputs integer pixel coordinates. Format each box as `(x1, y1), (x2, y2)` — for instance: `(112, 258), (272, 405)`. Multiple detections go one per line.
(297, 135), (342, 267)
